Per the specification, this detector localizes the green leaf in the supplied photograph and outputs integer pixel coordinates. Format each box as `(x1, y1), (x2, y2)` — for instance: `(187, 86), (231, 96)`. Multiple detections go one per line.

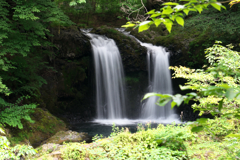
(235, 114), (240, 119)
(69, 1), (77, 6)
(171, 101), (177, 108)
(191, 126), (204, 132)
(221, 5), (226, 10)
(155, 138), (163, 144)
(121, 23), (135, 28)
(147, 9), (155, 14)
(164, 19), (173, 33)
(142, 92), (163, 101)
(165, 23), (173, 33)
(226, 134), (240, 139)
(0, 128), (5, 135)
(156, 97), (172, 106)
(179, 85), (198, 90)
(138, 21), (152, 32)
(219, 84), (231, 89)
(151, 13), (161, 18)
(218, 98), (224, 112)
(163, 2), (179, 5)
(183, 9), (190, 15)
(176, 16), (184, 26)
(172, 94), (184, 106)
(196, 118), (208, 124)
(162, 8), (174, 14)
(77, 0), (86, 3)
(194, 5), (203, 13)
(154, 19), (163, 27)
(211, 3), (221, 11)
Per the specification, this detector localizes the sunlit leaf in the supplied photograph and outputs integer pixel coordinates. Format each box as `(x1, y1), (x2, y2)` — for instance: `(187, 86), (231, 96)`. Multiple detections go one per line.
(154, 19), (163, 27)
(142, 93), (158, 101)
(172, 94), (184, 106)
(174, 5), (185, 10)
(171, 101), (177, 108)
(121, 23), (135, 28)
(146, 9), (155, 14)
(151, 13), (161, 18)
(69, 1), (77, 6)
(226, 134), (240, 139)
(176, 16), (184, 26)
(162, 8), (174, 14)
(138, 21), (152, 32)
(163, 2), (179, 5)
(211, 3), (221, 11)
(194, 5), (203, 13)
(142, 92), (167, 101)
(183, 9), (190, 15)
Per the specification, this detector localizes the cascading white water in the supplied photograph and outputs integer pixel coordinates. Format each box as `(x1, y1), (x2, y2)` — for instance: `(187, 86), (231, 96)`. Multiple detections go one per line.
(140, 43), (174, 119)
(117, 28), (176, 120)
(85, 32), (126, 119)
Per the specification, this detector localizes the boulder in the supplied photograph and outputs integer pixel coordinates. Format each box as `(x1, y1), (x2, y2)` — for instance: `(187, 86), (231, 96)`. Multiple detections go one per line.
(43, 130), (92, 144)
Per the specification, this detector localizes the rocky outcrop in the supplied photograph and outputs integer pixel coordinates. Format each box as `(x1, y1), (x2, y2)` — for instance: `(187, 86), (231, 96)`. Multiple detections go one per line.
(43, 130), (92, 144)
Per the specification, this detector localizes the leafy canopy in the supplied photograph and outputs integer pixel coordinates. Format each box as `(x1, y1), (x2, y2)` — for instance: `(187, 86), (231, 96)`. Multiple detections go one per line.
(121, 0), (240, 33)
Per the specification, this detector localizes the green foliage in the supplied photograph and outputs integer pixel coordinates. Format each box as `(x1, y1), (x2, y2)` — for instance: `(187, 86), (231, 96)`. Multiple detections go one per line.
(122, 0), (229, 32)
(0, 96), (37, 129)
(144, 42), (240, 142)
(204, 117), (240, 139)
(0, 0), (73, 129)
(0, 127), (36, 160)
(146, 42), (240, 117)
(185, 6), (240, 36)
(62, 124), (194, 159)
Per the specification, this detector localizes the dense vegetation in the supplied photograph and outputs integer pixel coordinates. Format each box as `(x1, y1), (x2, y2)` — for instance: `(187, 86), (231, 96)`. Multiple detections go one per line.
(0, 0), (240, 159)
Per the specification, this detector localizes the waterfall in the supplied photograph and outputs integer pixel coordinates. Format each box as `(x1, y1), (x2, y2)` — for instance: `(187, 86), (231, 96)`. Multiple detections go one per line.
(85, 32), (126, 119)
(140, 43), (174, 119)
(117, 28), (176, 120)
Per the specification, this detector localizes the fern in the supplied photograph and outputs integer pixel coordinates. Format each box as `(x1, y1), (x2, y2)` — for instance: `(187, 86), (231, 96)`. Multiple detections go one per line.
(0, 96), (37, 129)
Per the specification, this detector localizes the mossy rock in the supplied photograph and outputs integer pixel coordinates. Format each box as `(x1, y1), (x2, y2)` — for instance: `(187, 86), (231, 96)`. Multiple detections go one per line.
(8, 108), (67, 147)
(43, 130), (91, 144)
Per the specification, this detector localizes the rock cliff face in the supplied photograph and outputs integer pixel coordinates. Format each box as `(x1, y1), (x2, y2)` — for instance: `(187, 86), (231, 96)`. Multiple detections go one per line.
(39, 28), (93, 122)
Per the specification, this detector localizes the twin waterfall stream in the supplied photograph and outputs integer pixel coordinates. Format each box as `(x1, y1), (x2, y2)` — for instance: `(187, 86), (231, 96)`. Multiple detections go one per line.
(84, 30), (179, 125)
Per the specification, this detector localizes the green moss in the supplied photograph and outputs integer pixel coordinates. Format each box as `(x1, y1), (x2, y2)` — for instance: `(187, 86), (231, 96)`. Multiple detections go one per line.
(8, 108), (66, 147)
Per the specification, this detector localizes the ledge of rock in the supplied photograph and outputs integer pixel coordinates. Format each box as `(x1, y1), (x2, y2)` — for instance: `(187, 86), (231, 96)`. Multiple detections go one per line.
(43, 130), (92, 144)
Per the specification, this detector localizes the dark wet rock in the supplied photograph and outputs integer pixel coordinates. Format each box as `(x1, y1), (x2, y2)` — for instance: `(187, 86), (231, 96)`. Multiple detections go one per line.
(39, 27), (94, 120)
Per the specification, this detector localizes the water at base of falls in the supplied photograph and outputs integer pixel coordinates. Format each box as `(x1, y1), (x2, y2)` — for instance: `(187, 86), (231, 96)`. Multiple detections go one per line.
(86, 32), (126, 119)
